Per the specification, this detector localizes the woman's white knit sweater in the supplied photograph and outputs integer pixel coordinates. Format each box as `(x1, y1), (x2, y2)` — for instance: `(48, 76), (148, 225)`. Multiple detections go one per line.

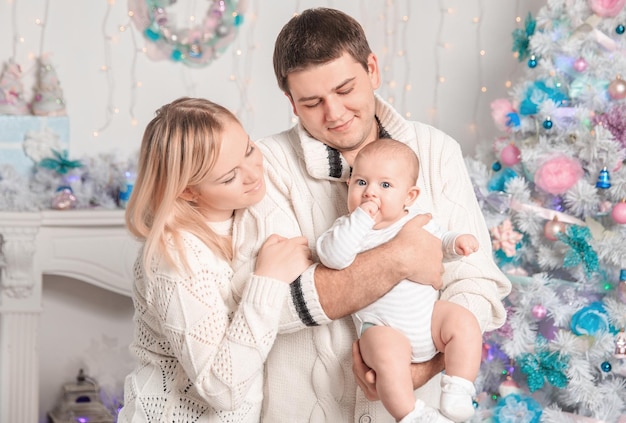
(119, 220), (288, 423)
(232, 95), (511, 422)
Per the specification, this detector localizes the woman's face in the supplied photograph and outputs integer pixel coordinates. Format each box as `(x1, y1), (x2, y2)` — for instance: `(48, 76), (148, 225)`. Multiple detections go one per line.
(190, 119), (265, 221)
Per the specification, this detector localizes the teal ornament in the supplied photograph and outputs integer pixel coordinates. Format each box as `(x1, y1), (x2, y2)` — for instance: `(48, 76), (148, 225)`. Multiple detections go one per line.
(492, 161), (502, 171)
(517, 337), (569, 392)
(543, 118), (553, 129)
(506, 112), (521, 128)
(39, 149), (83, 175)
(234, 13), (243, 26)
(620, 269), (626, 281)
(556, 225), (600, 278)
(171, 49), (183, 62)
(519, 81), (568, 115)
(512, 12), (536, 62)
(596, 167), (611, 189)
(144, 27), (160, 41)
(488, 167), (518, 192)
(492, 393), (542, 423)
(528, 57), (538, 68)
(601, 361), (612, 372)
(617, 24), (625, 34)
(570, 302), (618, 336)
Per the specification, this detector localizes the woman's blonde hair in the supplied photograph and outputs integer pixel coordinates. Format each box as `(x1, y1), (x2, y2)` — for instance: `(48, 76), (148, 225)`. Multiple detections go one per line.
(126, 97), (238, 276)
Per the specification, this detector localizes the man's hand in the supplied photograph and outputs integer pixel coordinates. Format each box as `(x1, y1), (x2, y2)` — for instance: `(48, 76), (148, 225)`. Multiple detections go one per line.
(352, 340), (446, 399)
(392, 214), (444, 290)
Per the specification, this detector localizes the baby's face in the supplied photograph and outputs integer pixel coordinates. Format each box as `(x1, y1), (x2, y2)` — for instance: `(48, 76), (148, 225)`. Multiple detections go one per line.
(347, 153), (417, 229)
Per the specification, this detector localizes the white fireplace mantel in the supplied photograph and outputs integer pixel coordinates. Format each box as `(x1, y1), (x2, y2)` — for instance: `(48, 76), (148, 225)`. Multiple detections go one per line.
(0, 209), (139, 423)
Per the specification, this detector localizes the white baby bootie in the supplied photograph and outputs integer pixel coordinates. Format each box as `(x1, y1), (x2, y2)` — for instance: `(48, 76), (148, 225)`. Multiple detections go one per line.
(398, 399), (454, 423)
(440, 374), (476, 422)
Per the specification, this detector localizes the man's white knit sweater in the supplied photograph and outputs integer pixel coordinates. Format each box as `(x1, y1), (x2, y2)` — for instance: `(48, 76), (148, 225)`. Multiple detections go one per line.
(232, 95), (511, 422)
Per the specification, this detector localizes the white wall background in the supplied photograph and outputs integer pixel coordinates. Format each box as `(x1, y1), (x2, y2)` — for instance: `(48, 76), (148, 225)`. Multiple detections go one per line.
(0, 0), (544, 421)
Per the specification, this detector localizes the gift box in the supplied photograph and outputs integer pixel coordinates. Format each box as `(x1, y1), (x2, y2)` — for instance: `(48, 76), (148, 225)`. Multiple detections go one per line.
(0, 115), (70, 176)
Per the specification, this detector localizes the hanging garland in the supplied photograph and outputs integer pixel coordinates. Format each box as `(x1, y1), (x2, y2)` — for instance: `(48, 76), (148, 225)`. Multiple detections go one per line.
(128, 0), (245, 68)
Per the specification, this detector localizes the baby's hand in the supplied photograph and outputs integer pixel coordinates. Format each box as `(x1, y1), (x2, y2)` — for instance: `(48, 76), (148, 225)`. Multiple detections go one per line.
(360, 201), (379, 218)
(455, 234), (479, 256)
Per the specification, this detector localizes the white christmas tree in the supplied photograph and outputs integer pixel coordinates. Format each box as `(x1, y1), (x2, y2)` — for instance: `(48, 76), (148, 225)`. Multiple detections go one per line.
(466, 0), (626, 421)
(30, 55), (66, 116)
(0, 59), (29, 115)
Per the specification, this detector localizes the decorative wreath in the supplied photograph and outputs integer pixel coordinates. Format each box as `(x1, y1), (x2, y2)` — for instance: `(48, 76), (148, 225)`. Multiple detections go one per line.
(128, 0), (245, 68)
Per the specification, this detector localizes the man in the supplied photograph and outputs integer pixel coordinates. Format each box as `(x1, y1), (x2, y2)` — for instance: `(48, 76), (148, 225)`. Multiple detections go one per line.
(231, 7), (511, 422)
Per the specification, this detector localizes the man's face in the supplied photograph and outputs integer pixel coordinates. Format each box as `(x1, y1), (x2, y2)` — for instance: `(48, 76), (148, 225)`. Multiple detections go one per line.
(286, 52), (382, 165)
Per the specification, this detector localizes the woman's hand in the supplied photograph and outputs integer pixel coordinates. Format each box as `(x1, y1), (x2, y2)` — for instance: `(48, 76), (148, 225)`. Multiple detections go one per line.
(254, 234), (312, 283)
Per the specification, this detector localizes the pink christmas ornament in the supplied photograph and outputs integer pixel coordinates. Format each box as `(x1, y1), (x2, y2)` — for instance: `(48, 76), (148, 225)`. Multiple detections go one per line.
(532, 304), (548, 319)
(490, 219), (523, 257)
(500, 144), (521, 166)
(609, 77), (626, 100)
(534, 155), (584, 195)
(611, 200), (626, 224)
(51, 187), (77, 210)
(588, 0), (626, 17)
(573, 57), (588, 72)
(544, 216), (567, 241)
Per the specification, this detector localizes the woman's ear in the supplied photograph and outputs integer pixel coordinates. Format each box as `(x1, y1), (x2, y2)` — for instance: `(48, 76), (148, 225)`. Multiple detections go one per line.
(179, 187), (197, 202)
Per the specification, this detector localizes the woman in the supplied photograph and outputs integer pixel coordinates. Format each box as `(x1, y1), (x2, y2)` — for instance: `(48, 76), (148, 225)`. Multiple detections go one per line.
(118, 97), (311, 422)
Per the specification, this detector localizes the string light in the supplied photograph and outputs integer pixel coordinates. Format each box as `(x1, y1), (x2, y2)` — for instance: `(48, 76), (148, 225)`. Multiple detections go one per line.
(94, 0), (117, 136)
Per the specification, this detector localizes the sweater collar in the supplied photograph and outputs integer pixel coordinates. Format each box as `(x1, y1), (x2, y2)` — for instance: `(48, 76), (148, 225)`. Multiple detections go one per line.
(298, 94), (413, 182)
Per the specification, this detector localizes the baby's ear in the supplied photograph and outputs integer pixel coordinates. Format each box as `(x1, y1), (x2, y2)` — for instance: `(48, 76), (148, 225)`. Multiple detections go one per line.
(405, 186), (420, 207)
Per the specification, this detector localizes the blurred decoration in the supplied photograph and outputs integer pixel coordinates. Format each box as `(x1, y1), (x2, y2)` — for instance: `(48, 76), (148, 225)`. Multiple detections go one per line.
(128, 0), (246, 68)
(30, 55), (67, 116)
(47, 369), (115, 423)
(466, 0), (626, 421)
(0, 59), (29, 115)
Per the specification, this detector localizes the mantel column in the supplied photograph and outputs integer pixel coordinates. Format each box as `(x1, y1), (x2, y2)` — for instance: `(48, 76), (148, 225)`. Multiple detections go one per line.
(0, 213), (42, 423)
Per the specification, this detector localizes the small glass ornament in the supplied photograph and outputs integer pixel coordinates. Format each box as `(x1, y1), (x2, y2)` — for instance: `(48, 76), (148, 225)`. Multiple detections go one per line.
(573, 57), (588, 72)
(492, 161), (502, 172)
(543, 117), (553, 129)
(601, 361), (612, 372)
(528, 55), (538, 68)
(544, 216), (566, 241)
(617, 24), (626, 34)
(596, 167), (611, 189)
(531, 304), (547, 319)
(500, 144), (521, 167)
(608, 76), (626, 100)
(51, 186), (77, 210)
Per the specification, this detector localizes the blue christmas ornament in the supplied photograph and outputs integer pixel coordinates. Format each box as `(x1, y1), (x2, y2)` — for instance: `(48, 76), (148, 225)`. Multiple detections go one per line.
(488, 167), (518, 192)
(492, 393), (542, 423)
(543, 118), (553, 129)
(492, 161), (502, 171)
(601, 361), (612, 372)
(617, 24), (625, 35)
(620, 269), (626, 281)
(596, 167), (611, 189)
(528, 57), (538, 68)
(570, 302), (618, 336)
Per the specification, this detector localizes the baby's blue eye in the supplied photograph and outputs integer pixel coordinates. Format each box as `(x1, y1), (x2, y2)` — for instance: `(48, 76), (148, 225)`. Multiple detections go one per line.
(381, 182), (391, 188)
(357, 179), (367, 186)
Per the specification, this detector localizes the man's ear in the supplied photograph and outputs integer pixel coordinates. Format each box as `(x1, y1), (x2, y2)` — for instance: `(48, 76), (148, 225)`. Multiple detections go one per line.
(179, 187), (196, 202)
(404, 186), (420, 207)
